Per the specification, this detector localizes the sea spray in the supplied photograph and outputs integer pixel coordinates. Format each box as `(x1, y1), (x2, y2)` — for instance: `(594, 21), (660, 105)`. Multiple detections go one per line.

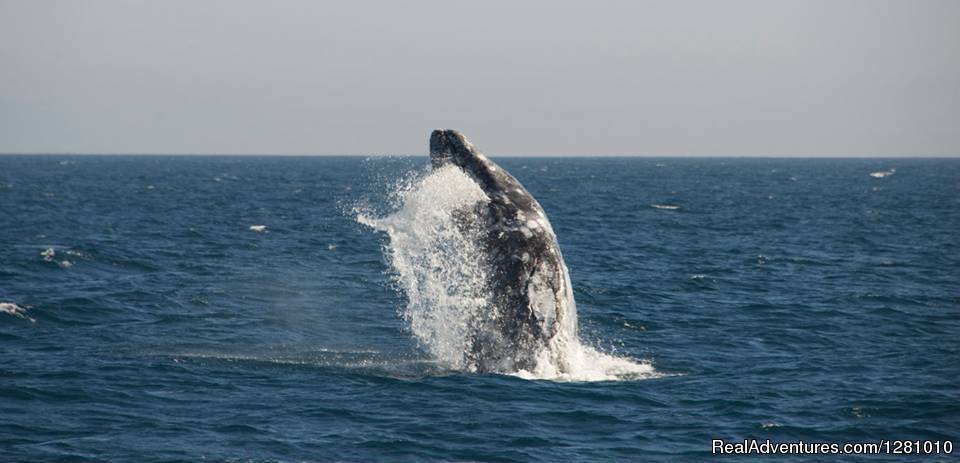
(359, 164), (656, 381)
(358, 165), (491, 370)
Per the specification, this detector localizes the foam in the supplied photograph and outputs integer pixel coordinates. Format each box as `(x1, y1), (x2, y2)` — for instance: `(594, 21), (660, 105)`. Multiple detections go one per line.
(40, 247), (79, 268)
(0, 302), (35, 323)
(651, 204), (680, 210)
(513, 343), (657, 382)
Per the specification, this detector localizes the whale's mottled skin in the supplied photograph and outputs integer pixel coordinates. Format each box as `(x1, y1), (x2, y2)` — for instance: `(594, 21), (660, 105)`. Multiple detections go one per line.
(430, 129), (575, 372)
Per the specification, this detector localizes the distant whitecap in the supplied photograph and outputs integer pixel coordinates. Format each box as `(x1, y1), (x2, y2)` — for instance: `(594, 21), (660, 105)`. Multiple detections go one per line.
(650, 204), (680, 210)
(870, 168), (896, 178)
(249, 225), (267, 232)
(0, 302), (35, 323)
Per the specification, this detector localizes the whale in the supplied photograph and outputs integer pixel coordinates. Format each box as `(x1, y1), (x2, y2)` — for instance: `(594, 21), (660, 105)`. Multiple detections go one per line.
(429, 129), (577, 373)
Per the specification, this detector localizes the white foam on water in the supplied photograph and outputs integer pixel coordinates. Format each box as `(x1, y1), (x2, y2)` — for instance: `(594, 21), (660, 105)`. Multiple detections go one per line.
(870, 168), (896, 178)
(513, 343), (657, 382)
(249, 225), (267, 232)
(358, 164), (656, 382)
(651, 204), (680, 210)
(40, 247), (84, 268)
(0, 302), (35, 323)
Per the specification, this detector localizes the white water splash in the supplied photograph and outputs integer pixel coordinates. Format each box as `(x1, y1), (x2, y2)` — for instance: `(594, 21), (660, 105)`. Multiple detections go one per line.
(1, 302), (35, 323)
(514, 344), (656, 382)
(359, 166), (490, 371)
(358, 164), (656, 382)
(40, 247), (73, 268)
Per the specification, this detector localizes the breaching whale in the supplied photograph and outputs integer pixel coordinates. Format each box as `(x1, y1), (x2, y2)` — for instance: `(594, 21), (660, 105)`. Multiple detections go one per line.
(429, 129), (577, 373)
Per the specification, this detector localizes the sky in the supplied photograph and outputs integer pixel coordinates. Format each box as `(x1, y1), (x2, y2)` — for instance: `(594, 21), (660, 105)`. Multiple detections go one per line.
(1, 1), (958, 156)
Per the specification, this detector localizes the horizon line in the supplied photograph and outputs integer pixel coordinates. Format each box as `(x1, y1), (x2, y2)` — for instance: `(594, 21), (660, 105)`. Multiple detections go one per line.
(2, 152), (959, 159)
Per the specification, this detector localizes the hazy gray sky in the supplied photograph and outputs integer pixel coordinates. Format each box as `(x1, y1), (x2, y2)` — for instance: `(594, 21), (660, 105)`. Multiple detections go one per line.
(1, 1), (958, 156)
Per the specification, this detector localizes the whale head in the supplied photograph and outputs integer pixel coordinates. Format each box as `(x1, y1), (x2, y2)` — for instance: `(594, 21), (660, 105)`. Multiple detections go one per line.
(430, 129), (478, 168)
(429, 129), (503, 192)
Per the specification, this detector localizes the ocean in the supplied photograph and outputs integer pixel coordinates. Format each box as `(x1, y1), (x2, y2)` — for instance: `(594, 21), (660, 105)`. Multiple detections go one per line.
(1, 155), (958, 462)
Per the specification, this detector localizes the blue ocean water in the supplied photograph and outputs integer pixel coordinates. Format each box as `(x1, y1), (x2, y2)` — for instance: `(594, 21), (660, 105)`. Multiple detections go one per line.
(1, 155), (958, 462)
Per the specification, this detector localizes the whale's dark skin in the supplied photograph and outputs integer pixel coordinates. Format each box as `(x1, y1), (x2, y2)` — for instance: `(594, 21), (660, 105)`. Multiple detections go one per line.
(430, 129), (572, 372)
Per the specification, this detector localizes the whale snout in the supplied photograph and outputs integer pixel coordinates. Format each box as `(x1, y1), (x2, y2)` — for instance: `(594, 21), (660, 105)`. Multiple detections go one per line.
(428, 129), (501, 194)
(430, 129), (470, 169)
